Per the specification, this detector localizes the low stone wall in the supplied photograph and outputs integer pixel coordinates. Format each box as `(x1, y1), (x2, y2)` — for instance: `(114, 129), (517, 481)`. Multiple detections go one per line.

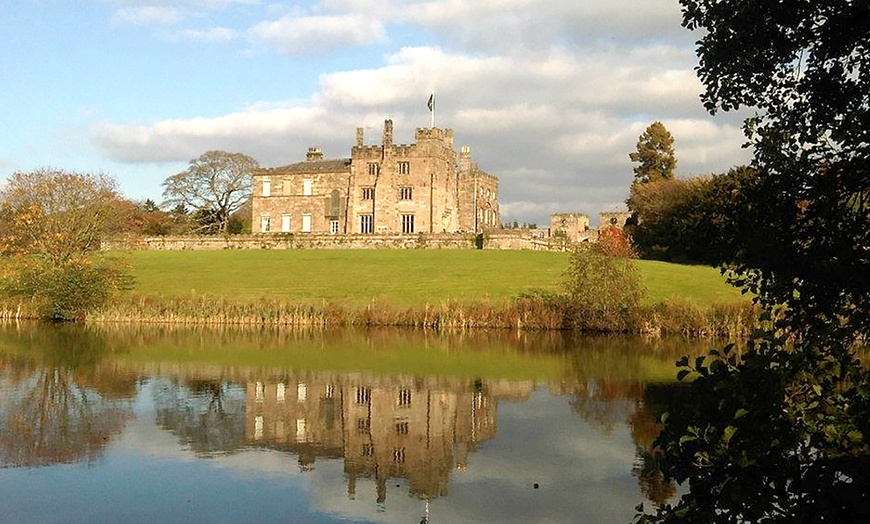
(103, 233), (479, 250)
(103, 231), (592, 251)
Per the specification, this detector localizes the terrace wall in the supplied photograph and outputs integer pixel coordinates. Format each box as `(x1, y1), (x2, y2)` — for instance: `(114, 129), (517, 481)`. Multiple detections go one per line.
(102, 232), (573, 251)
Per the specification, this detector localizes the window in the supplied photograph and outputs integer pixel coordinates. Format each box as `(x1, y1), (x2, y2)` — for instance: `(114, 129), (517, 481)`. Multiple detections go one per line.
(254, 415), (264, 440)
(360, 214), (373, 234)
(398, 389), (412, 406)
(262, 179), (271, 197)
(357, 418), (371, 433)
(392, 447), (405, 464)
(260, 215), (271, 233)
(303, 178), (313, 196)
(302, 213), (312, 233)
(362, 443), (374, 456)
(361, 187), (374, 200)
(398, 161), (410, 175)
(330, 219), (339, 235)
(395, 421), (409, 435)
(296, 419), (307, 442)
(325, 384), (335, 399)
(255, 381), (264, 402)
(326, 189), (341, 216)
(401, 214), (414, 234)
(356, 387), (371, 405)
(367, 163), (380, 176)
(277, 382), (286, 403)
(281, 214), (291, 232)
(399, 187), (412, 200)
(297, 383), (307, 402)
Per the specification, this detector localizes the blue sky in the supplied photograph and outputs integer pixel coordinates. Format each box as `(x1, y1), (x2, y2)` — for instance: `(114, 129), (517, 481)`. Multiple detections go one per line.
(0, 0), (750, 224)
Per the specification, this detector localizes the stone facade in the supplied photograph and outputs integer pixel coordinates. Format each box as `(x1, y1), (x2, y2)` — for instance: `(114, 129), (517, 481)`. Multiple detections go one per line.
(549, 213), (596, 243)
(244, 373), (518, 500)
(599, 211), (632, 230)
(251, 120), (499, 236)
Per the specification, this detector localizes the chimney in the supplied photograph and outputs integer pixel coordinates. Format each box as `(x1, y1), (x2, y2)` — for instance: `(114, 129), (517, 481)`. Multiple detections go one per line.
(306, 147), (323, 161)
(356, 127), (364, 147)
(382, 119), (393, 149)
(459, 145), (472, 172)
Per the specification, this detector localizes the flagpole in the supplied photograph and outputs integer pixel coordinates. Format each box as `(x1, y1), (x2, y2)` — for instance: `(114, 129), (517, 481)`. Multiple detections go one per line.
(428, 91), (435, 128)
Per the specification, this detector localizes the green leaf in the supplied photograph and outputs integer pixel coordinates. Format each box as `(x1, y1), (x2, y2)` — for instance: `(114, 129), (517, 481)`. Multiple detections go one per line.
(680, 435), (697, 445)
(734, 408), (748, 419)
(722, 425), (737, 444)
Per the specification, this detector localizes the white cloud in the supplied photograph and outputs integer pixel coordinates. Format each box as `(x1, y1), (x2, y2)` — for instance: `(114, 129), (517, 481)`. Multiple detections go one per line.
(91, 0), (753, 222)
(106, 0), (261, 27)
(248, 13), (386, 55)
(111, 6), (183, 25)
(175, 27), (237, 42)
(106, 0), (259, 8)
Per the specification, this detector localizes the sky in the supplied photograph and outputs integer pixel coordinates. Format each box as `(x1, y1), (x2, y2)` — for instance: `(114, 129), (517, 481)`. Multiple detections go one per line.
(0, 0), (752, 225)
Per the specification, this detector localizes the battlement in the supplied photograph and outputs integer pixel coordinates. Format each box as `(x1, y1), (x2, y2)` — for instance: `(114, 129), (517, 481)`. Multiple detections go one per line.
(415, 127), (454, 147)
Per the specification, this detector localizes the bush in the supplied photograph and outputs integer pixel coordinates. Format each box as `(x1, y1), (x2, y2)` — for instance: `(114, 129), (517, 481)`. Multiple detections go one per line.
(563, 246), (645, 332)
(1, 256), (134, 321)
(596, 226), (636, 258)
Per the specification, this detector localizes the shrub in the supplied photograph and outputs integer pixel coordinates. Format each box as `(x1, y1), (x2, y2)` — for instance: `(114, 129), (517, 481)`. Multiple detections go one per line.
(1, 256), (133, 321)
(563, 246), (646, 332)
(596, 226), (636, 258)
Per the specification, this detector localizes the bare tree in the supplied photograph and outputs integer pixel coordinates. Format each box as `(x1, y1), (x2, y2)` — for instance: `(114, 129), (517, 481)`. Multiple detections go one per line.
(162, 151), (258, 234)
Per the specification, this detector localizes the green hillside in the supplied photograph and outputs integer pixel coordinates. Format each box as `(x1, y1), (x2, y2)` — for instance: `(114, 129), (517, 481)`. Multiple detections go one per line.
(123, 250), (745, 307)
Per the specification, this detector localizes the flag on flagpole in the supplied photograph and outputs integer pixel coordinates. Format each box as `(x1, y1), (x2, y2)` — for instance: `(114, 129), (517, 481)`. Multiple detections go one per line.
(427, 92), (434, 112)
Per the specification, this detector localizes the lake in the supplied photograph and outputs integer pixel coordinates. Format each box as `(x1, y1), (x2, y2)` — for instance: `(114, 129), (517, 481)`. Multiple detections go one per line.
(0, 323), (702, 523)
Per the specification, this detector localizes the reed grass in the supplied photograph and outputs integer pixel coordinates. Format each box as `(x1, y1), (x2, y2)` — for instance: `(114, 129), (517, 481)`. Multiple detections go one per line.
(76, 292), (760, 339)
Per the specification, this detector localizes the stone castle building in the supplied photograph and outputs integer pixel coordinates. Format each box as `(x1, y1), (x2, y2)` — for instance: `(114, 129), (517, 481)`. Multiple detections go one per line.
(244, 373), (519, 502)
(251, 120), (499, 236)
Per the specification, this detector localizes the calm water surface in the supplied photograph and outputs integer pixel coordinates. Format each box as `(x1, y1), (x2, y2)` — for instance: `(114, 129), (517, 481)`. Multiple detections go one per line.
(0, 324), (702, 523)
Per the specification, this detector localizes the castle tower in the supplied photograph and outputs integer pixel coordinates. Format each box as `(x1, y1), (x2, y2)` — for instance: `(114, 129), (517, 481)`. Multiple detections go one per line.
(382, 119), (393, 150)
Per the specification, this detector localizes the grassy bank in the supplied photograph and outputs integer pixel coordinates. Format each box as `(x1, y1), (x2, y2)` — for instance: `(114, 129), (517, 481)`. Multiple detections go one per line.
(1, 250), (756, 337)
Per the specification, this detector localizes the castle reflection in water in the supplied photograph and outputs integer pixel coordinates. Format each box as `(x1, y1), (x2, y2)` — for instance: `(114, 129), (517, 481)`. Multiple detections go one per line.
(243, 374), (533, 502)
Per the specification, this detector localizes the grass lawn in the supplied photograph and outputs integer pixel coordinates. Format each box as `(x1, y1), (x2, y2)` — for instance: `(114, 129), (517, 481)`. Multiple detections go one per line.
(637, 259), (746, 305)
(122, 249), (745, 307)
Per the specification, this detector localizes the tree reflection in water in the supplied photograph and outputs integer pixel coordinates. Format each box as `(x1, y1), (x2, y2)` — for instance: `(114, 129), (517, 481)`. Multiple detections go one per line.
(562, 336), (699, 506)
(153, 378), (248, 456)
(0, 324), (136, 468)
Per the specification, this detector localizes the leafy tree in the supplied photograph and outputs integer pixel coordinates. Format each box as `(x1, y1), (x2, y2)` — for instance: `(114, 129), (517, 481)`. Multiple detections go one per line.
(162, 150), (258, 234)
(0, 169), (120, 264)
(637, 1), (870, 522)
(627, 166), (757, 263)
(629, 122), (677, 185)
(141, 198), (160, 213)
(0, 169), (133, 320)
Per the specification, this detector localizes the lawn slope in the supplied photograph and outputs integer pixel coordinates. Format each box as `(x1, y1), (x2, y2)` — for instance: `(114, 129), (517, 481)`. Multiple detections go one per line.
(125, 250), (745, 307)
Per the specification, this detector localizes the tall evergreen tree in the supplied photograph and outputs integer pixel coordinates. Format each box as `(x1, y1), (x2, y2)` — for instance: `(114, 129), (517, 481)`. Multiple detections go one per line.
(629, 122), (677, 184)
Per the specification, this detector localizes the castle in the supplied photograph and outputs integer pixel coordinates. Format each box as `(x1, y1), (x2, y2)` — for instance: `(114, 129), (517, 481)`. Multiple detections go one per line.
(251, 120), (499, 236)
